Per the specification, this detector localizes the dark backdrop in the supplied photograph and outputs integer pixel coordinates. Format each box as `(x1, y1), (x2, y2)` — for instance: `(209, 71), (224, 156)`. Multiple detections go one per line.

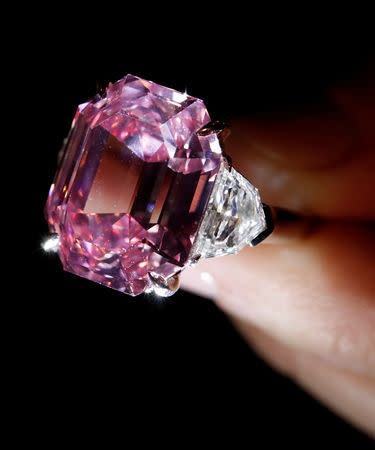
(22, 16), (374, 446)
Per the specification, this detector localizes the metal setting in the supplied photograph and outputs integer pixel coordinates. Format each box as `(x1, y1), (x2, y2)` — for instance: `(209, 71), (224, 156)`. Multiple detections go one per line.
(197, 120), (231, 144)
(147, 272), (181, 297)
(250, 204), (274, 247)
(41, 234), (60, 253)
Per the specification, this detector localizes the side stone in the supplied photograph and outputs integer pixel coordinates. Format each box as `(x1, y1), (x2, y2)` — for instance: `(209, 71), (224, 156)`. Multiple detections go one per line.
(190, 161), (266, 260)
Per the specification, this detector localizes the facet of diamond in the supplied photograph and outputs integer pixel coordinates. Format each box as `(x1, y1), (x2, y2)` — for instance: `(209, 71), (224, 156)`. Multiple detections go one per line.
(189, 162), (266, 260)
(45, 74), (222, 296)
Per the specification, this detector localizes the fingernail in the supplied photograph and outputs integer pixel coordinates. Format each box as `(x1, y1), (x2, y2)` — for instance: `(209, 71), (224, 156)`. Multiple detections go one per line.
(180, 268), (218, 299)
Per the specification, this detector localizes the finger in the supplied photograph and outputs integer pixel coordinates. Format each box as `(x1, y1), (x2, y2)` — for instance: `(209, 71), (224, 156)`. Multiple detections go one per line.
(234, 321), (375, 438)
(181, 222), (375, 376)
(226, 76), (375, 219)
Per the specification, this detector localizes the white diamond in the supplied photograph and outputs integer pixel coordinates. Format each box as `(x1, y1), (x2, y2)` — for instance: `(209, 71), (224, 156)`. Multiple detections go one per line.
(190, 162), (266, 260)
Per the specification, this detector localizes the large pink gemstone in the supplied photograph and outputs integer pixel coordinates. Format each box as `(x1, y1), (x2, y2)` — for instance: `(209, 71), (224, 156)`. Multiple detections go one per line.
(45, 74), (222, 295)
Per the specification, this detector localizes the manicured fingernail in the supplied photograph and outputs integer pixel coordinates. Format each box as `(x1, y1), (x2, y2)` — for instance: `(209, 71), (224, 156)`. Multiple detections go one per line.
(181, 268), (218, 299)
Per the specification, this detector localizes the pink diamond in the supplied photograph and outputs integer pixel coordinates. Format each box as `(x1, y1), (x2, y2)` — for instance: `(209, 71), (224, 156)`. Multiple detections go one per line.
(45, 75), (222, 295)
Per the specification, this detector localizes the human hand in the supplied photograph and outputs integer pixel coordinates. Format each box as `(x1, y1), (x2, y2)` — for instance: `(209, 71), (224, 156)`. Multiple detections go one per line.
(182, 71), (375, 437)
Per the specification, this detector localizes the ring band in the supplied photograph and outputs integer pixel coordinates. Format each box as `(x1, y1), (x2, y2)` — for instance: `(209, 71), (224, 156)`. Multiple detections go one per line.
(44, 75), (274, 296)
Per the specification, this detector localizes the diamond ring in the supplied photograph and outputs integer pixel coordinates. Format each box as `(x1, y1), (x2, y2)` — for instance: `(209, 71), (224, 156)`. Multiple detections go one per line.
(44, 75), (274, 297)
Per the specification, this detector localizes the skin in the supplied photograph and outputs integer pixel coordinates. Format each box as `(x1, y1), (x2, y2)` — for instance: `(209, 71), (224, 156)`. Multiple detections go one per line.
(181, 69), (375, 437)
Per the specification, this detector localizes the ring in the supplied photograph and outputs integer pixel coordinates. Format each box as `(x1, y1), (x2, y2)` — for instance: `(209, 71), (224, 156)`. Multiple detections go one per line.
(44, 75), (274, 297)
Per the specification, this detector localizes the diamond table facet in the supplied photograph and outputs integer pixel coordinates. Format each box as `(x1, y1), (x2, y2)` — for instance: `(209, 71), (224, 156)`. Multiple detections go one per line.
(45, 75), (222, 295)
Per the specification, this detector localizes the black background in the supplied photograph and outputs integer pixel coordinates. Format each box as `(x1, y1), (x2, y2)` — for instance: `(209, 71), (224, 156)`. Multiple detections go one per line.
(20, 12), (374, 446)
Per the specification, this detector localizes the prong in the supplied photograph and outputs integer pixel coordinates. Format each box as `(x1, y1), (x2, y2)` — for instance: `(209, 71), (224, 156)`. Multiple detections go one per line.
(222, 151), (233, 170)
(250, 204), (274, 247)
(197, 120), (231, 144)
(41, 233), (60, 252)
(188, 254), (201, 267)
(147, 271), (181, 297)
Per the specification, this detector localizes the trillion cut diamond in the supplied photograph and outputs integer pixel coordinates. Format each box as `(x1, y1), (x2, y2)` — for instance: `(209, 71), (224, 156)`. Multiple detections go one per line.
(45, 74), (222, 296)
(190, 162), (266, 259)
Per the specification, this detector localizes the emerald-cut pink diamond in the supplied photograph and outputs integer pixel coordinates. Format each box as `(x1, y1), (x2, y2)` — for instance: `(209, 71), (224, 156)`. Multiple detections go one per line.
(45, 75), (222, 295)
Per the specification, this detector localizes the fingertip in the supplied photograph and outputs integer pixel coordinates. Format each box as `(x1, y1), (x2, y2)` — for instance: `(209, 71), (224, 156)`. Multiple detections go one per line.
(227, 104), (356, 171)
